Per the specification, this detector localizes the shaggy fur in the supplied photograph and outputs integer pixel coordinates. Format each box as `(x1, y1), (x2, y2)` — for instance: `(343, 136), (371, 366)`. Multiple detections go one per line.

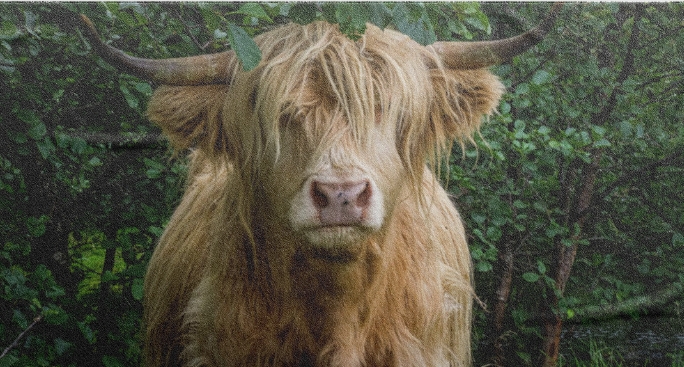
(143, 21), (503, 367)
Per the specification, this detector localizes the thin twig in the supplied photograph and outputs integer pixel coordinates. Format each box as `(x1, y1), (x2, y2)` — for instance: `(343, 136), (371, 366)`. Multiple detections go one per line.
(0, 315), (43, 359)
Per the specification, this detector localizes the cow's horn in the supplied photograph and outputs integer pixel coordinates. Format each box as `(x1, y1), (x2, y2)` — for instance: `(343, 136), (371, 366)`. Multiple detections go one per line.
(431, 3), (562, 69)
(79, 14), (233, 85)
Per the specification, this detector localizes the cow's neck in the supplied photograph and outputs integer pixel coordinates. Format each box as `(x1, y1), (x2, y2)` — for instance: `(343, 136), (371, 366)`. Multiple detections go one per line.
(253, 221), (390, 340)
(291, 238), (383, 300)
(294, 239), (386, 342)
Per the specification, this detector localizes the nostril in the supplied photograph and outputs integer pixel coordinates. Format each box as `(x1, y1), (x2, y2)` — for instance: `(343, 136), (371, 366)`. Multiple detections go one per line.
(311, 182), (329, 209)
(356, 181), (371, 209)
(310, 180), (373, 226)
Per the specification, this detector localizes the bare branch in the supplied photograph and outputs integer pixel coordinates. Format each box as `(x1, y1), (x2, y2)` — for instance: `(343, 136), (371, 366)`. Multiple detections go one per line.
(0, 315), (43, 359)
(64, 131), (165, 150)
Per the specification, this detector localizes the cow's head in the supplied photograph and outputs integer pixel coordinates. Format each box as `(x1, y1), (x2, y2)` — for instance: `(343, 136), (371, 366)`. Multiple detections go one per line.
(79, 7), (559, 256)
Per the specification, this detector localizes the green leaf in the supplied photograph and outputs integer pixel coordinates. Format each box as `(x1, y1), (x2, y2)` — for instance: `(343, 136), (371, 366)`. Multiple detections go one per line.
(288, 3), (319, 24)
(27, 121), (47, 140)
(464, 12), (490, 33)
(8, 130), (27, 144)
(36, 136), (55, 159)
(0, 20), (20, 40)
(45, 285), (65, 299)
(148, 226), (164, 237)
(236, 3), (272, 22)
(391, 3), (435, 45)
(499, 101), (511, 114)
(78, 321), (96, 344)
(214, 28), (227, 40)
(471, 213), (486, 225)
(0, 352), (19, 366)
(334, 3), (370, 38)
(101, 270), (119, 282)
(54, 338), (72, 356)
(514, 119), (526, 131)
(532, 70), (552, 85)
(119, 83), (139, 109)
(522, 272), (539, 283)
(26, 215), (48, 237)
(591, 125), (607, 137)
(88, 156), (102, 167)
(537, 260), (547, 274)
(43, 304), (68, 325)
(131, 278), (144, 301)
(476, 261), (493, 272)
(486, 225), (502, 242)
(368, 3), (392, 29)
(17, 108), (40, 124)
(133, 81), (152, 95)
(199, 6), (222, 34)
(70, 137), (88, 155)
(513, 200), (528, 209)
(227, 22), (261, 71)
(592, 138), (611, 148)
(515, 83), (530, 95)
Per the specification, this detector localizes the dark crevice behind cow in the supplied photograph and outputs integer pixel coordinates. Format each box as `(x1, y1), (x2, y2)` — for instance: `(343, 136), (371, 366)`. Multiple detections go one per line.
(78, 5), (560, 367)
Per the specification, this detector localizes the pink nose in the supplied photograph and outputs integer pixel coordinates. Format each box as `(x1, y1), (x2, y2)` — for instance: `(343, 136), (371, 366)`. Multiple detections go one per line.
(311, 181), (372, 226)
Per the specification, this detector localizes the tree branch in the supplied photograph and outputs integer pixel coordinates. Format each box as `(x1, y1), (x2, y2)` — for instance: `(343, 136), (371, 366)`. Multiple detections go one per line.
(566, 282), (684, 323)
(0, 315), (43, 359)
(63, 131), (165, 150)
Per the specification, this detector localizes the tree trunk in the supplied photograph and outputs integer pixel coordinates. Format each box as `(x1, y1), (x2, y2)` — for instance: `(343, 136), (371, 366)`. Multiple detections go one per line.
(538, 5), (644, 364)
(486, 239), (515, 366)
(539, 235), (580, 367)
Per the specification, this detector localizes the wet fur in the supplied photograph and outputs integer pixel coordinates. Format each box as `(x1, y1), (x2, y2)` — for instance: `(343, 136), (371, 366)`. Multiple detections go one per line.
(143, 21), (503, 367)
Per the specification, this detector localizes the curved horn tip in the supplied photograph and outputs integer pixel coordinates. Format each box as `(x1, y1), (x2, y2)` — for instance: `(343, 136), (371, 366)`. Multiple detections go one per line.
(535, 3), (564, 37)
(76, 14), (234, 86)
(78, 14), (99, 39)
(79, 14), (93, 27)
(433, 3), (563, 70)
(78, 13), (112, 56)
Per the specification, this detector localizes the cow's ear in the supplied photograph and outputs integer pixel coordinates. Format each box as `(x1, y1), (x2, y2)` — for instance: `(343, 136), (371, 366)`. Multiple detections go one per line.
(429, 69), (504, 143)
(397, 69), (504, 183)
(147, 85), (228, 156)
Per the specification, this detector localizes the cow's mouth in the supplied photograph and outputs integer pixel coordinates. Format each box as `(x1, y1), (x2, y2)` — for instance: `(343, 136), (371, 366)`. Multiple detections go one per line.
(304, 225), (369, 247)
(297, 227), (366, 263)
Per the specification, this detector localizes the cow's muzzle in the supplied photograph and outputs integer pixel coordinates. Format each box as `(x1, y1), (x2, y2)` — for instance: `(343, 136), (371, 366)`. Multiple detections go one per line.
(289, 173), (384, 249)
(310, 180), (371, 227)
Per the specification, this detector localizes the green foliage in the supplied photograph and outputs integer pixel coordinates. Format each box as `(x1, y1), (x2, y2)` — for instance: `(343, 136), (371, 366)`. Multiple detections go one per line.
(285, 2), (490, 44)
(0, 3), (184, 365)
(560, 339), (625, 367)
(450, 3), (684, 365)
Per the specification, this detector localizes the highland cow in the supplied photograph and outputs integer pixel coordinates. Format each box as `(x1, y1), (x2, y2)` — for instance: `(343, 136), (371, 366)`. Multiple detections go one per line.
(79, 6), (558, 367)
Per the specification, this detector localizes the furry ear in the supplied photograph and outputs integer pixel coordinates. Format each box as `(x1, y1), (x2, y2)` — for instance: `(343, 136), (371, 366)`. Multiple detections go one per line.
(400, 68), (503, 182)
(146, 85), (228, 156)
(431, 69), (504, 141)
(419, 69), (504, 167)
